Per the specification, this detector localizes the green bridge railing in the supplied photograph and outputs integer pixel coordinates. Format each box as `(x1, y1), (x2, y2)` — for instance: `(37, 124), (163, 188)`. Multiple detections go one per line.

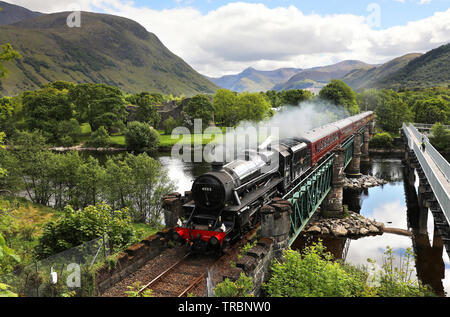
(283, 154), (335, 245)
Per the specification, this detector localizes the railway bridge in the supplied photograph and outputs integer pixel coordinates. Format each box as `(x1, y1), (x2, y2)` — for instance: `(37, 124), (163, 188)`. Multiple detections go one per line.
(260, 119), (375, 250)
(402, 123), (450, 256)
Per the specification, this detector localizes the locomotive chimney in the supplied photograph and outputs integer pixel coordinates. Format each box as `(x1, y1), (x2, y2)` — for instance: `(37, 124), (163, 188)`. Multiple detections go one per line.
(211, 161), (224, 171)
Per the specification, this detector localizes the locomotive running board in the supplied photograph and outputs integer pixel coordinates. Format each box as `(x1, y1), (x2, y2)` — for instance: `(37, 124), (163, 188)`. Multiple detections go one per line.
(227, 177), (283, 212)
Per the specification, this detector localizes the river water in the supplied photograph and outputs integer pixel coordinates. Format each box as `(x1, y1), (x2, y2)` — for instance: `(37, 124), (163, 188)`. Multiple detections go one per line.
(156, 152), (450, 296)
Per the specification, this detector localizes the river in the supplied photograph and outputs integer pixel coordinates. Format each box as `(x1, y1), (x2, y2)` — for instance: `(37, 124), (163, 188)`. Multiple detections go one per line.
(156, 152), (450, 296)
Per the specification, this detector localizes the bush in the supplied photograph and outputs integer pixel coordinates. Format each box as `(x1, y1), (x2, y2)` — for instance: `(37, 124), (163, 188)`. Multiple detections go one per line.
(214, 272), (254, 297)
(85, 126), (109, 148)
(36, 202), (136, 258)
(125, 121), (159, 152)
(163, 116), (177, 135)
(430, 122), (450, 152)
(370, 132), (394, 148)
(264, 242), (367, 297)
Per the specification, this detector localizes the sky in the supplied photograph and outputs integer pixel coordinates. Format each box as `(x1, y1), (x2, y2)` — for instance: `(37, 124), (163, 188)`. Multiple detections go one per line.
(6, 0), (450, 77)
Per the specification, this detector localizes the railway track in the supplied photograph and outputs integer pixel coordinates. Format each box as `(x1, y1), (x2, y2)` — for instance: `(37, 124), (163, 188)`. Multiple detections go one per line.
(135, 225), (260, 297)
(137, 252), (216, 297)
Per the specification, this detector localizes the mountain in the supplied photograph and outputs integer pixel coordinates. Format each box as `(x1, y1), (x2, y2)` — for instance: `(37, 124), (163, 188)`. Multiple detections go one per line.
(0, 10), (218, 96)
(273, 60), (374, 92)
(375, 43), (450, 89)
(0, 1), (43, 25)
(207, 67), (303, 92)
(341, 53), (423, 90)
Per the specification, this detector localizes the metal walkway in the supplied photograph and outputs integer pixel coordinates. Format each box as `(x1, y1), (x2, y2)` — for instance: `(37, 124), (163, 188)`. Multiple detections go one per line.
(402, 123), (450, 225)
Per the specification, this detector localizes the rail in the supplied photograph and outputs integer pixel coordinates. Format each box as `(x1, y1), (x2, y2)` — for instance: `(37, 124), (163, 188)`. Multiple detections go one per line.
(413, 123), (450, 131)
(403, 123), (450, 224)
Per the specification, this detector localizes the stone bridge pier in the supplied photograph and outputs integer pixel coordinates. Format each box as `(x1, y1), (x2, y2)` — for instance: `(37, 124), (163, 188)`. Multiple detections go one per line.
(321, 148), (345, 218)
(346, 132), (362, 178)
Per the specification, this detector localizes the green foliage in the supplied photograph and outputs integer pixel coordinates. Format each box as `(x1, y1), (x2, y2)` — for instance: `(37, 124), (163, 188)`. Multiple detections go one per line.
(85, 126), (110, 148)
(374, 90), (413, 132)
(183, 95), (214, 130)
(319, 80), (360, 115)
(125, 121), (160, 152)
(367, 247), (434, 297)
(370, 132), (394, 148)
(279, 89), (313, 106)
(0, 282), (18, 297)
(236, 92), (271, 122)
(36, 202), (136, 258)
(125, 282), (153, 297)
(0, 233), (21, 275)
(162, 116), (177, 135)
(0, 42), (21, 79)
(21, 87), (74, 144)
(214, 272), (254, 297)
(68, 83), (127, 133)
(213, 89), (240, 126)
(413, 97), (449, 124)
(264, 242), (367, 297)
(430, 122), (450, 152)
(133, 92), (161, 127)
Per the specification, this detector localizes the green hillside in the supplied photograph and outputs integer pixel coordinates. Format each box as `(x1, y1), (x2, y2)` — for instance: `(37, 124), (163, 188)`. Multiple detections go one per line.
(342, 53), (422, 90)
(0, 11), (218, 96)
(273, 60), (373, 92)
(377, 43), (450, 90)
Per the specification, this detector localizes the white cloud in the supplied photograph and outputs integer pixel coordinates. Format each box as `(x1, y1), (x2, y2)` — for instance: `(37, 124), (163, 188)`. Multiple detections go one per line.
(7, 1), (450, 77)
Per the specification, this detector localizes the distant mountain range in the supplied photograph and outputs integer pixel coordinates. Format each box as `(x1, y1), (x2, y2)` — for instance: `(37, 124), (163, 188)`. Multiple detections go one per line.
(0, 2), (218, 96)
(206, 67), (303, 93)
(208, 43), (450, 93)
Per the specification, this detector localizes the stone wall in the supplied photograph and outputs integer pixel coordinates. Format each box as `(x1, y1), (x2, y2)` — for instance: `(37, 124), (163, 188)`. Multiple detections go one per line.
(95, 228), (172, 295)
(234, 237), (275, 296)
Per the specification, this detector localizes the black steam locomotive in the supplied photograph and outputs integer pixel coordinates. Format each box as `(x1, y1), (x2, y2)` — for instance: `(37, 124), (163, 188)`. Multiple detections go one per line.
(174, 111), (374, 252)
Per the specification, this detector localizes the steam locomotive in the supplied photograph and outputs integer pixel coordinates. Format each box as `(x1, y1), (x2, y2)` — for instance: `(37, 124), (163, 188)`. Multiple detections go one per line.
(173, 111), (374, 252)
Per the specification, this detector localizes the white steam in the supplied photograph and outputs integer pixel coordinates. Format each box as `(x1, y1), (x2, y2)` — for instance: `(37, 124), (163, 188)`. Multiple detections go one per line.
(203, 100), (350, 163)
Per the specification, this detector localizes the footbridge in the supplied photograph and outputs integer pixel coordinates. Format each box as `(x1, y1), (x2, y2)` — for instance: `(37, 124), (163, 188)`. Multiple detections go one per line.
(402, 123), (450, 251)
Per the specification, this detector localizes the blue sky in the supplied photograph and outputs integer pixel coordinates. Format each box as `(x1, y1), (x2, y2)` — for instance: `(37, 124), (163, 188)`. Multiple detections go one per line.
(131, 0), (450, 29)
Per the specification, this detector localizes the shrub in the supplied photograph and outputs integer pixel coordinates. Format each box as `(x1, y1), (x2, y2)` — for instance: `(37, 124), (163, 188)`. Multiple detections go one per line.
(264, 242), (367, 297)
(85, 126), (109, 148)
(370, 132), (394, 148)
(125, 121), (159, 152)
(214, 272), (254, 297)
(36, 202), (136, 258)
(163, 116), (177, 135)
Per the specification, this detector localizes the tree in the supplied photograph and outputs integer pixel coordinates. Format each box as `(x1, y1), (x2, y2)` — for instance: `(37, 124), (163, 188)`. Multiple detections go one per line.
(21, 88), (74, 143)
(213, 89), (239, 126)
(125, 121), (160, 152)
(69, 83), (127, 133)
(183, 95), (214, 131)
(85, 126), (110, 148)
(319, 80), (360, 115)
(0, 12), (21, 79)
(280, 89), (313, 106)
(430, 123), (450, 152)
(163, 116), (177, 135)
(236, 92), (271, 122)
(413, 97), (449, 125)
(375, 90), (413, 132)
(134, 92), (161, 127)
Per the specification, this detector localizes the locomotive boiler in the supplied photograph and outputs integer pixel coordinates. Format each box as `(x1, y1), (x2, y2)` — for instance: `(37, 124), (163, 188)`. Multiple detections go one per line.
(173, 111), (374, 252)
